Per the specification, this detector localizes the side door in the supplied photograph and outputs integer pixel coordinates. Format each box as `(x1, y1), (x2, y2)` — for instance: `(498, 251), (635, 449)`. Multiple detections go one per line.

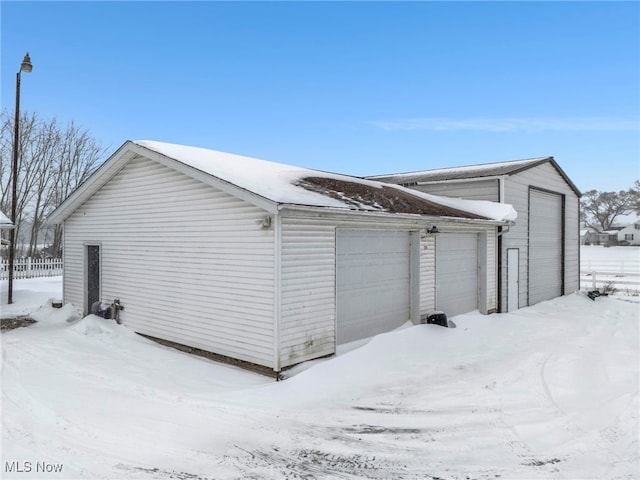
(86, 244), (101, 315)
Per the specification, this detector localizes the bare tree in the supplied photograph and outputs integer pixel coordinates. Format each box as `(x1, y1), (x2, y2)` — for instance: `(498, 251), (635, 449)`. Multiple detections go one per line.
(580, 183), (640, 231)
(48, 123), (104, 257)
(1, 112), (39, 253)
(26, 119), (60, 257)
(1, 110), (105, 258)
(0, 118), (13, 210)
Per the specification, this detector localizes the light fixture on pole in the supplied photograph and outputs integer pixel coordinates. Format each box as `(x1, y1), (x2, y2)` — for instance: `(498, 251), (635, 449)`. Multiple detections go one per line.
(7, 52), (33, 304)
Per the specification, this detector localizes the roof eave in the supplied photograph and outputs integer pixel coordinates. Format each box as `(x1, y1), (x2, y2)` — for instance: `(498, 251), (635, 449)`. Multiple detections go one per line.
(131, 143), (279, 214)
(546, 157), (582, 197)
(370, 156), (581, 197)
(47, 141), (280, 225)
(47, 141), (134, 224)
(367, 157), (550, 182)
(277, 203), (512, 226)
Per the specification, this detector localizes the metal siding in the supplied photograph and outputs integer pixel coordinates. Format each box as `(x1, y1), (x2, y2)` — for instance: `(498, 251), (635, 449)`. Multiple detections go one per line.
(501, 176), (531, 308)
(411, 179), (500, 201)
(502, 162), (579, 307)
(63, 156), (276, 368)
(392, 161), (579, 311)
(507, 248), (520, 312)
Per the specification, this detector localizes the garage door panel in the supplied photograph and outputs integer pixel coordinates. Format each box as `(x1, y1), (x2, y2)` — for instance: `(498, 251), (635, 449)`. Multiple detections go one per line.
(436, 233), (478, 317)
(529, 190), (563, 305)
(337, 230), (411, 344)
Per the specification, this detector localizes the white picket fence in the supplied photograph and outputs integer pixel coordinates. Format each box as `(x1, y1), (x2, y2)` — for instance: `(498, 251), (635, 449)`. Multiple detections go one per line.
(0, 258), (63, 280)
(580, 260), (640, 292)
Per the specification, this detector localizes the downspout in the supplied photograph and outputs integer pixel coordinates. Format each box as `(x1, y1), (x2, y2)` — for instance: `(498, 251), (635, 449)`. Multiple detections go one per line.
(497, 176), (506, 312)
(62, 221), (66, 305)
(273, 211), (282, 378)
(577, 199), (581, 294)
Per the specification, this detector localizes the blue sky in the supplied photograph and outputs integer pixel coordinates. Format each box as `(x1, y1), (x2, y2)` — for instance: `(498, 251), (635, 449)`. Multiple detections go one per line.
(2, 1), (638, 192)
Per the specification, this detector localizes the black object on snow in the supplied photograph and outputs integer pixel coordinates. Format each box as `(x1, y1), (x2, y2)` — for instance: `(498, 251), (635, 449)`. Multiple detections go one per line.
(587, 290), (609, 301)
(91, 301), (112, 319)
(425, 311), (449, 327)
(91, 299), (124, 323)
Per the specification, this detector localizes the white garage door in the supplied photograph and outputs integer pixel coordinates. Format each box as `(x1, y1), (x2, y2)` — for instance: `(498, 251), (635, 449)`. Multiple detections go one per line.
(529, 189), (563, 305)
(436, 233), (478, 317)
(336, 230), (411, 344)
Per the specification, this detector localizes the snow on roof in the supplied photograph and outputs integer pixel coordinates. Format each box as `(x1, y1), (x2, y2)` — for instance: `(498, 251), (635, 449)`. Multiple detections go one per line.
(367, 157), (551, 184)
(135, 140), (516, 223)
(368, 156), (581, 198)
(0, 211), (14, 228)
(135, 140), (353, 209)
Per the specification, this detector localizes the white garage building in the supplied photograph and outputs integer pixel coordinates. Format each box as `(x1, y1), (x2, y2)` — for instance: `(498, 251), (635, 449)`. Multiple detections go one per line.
(48, 141), (516, 373)
(369, 157), (581, 312)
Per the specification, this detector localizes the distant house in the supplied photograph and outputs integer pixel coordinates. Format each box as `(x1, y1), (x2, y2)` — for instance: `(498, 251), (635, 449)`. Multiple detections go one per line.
(597, 230), (621, 246)
(617, 223), (640, 246)
(1, 211), (14, 246)
(369, 157), (581, 312)
(580, 227), (599, 245)
(48, 140), (515, 374)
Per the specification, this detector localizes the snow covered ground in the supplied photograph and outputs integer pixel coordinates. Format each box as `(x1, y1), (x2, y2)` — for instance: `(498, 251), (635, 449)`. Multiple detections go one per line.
(580, 246), (640, 297)
(1, 274), (639, 479)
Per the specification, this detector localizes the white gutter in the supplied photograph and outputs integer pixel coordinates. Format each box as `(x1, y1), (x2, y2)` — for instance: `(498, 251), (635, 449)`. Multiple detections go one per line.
(497, 225), (511, 236)
(273, 211), (282, 376)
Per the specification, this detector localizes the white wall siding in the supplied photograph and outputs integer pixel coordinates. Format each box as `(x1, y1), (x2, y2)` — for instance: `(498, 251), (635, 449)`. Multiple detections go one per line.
(485, 229), (497, 312)
(413, 179), (500, 202)
(279, 219), (336, 367)
(420, 234), (436, 314)
(63, 156), (276, 368)
(503, 162), (580, 308)
(278, 212), (497, 367)
(279, 213), (431, 368)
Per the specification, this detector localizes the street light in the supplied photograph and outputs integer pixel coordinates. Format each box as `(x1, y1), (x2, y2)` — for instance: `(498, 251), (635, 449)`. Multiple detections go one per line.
(7, 52), (33, 304)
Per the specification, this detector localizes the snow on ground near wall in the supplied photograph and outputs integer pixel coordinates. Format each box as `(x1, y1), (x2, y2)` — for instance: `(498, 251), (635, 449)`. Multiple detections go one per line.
(581, 245), (640, 264)
(1, 276), (638, 479)
(0, 276), (64, 319)
(581, 246), (640, 298)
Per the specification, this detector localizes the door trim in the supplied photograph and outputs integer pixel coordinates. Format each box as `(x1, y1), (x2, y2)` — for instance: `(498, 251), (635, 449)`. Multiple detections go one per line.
(84, 242), (102, 315)
(527, 186), (565, 306)
(335, 228), (415, 345)
(435, 232), (480, 317)
(507, 248), (519, 312)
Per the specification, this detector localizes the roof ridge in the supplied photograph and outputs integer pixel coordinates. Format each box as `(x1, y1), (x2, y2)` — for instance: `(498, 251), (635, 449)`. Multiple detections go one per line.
(368, 156), (552, 179)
